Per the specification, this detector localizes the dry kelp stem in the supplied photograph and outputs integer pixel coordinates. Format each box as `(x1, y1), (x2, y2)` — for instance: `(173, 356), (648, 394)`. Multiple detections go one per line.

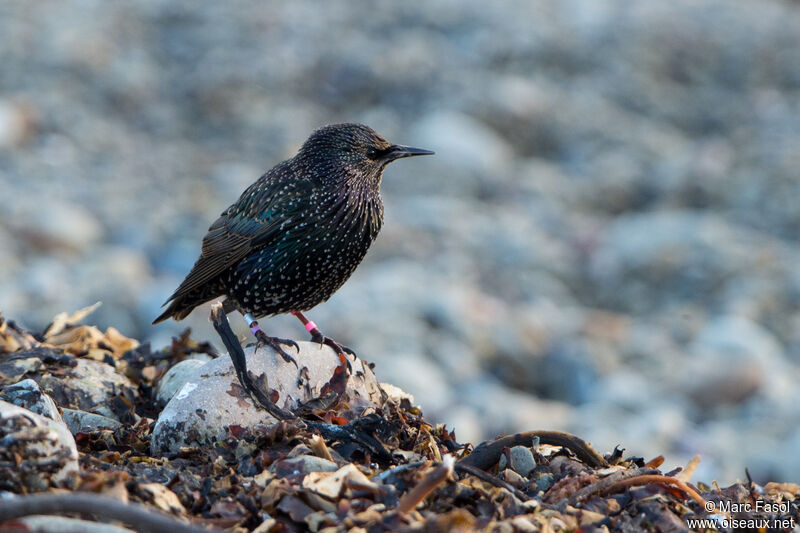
(308, 434), (334, 462)
(569, 467), (660, 504)
(455, 462), (530, 502)
(676, 455), (701, 483)
(459, 430), (608, 471)
(0, 493), (215, 533)
(305, 419), (393, 462)
(209, 303), (295, 420)
(395, 456), (455, 515)
(597, 474), (709, 510)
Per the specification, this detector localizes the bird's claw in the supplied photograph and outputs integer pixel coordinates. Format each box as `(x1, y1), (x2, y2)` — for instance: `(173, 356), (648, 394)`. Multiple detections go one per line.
(310, 333), (353, 373)
(254, 330), (299, 367)
(311, 332), (355, 356)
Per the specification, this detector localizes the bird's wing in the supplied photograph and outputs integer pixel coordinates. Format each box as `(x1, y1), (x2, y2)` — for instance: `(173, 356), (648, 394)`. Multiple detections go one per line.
(163, 170), (314, 302)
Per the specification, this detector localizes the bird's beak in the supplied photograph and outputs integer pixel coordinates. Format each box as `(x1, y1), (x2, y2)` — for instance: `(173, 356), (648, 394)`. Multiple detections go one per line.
(387, 144), (435, 160)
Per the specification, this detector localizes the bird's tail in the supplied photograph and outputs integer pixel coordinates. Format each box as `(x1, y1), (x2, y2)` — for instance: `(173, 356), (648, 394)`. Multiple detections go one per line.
(152, 285), (223, 324)
(152, 298), (197, 324)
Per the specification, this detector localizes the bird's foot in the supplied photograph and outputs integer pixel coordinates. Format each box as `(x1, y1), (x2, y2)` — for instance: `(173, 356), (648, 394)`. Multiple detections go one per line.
(254, 329), (299, 367)
(291, 311), (354, 372)
(309, 332), (354, 373)
(310, 331), (356, 357)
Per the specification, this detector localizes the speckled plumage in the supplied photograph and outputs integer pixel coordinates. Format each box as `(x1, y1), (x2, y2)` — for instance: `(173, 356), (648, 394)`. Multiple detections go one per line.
(153, 123), (432, 324)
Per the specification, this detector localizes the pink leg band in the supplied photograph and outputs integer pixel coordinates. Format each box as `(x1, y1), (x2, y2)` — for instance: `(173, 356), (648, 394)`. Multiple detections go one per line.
(304, 321), (318, 333)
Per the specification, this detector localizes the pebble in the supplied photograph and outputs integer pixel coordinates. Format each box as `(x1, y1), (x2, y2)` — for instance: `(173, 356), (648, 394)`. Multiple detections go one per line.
(0, 400), (79, 488)
(497, 446), (537, 478)
(61, 408), (122, 434)
(271, 455), (340, 475)
(0, 378), (63, 423)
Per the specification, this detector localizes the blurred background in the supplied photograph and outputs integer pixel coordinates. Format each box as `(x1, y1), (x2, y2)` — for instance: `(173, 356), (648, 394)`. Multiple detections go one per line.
(1, 0), (799, 485)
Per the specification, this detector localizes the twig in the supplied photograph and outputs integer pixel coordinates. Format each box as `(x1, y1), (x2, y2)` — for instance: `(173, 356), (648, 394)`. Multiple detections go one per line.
(569, 467), (660, 504)
(458, 430), (607, 471)
(395, 456), (455, 515)
(582, 473), (709, 510)
(0, 493), (214, 533)
(455, 462), (529, 502)
(209, 303), (295, 420)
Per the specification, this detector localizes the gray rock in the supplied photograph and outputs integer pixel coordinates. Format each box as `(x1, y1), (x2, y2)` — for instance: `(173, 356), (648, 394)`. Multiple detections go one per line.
(587, 211), (763, 312)
(450, 378), (573, 444)
(0, 99), (33, 148)
(570, 403), (689, 464)
(497, 446), (537, 478)
(61, 408), (123, 434)
(0, 400), (79, 488)
(376, 351), (453, 414)
(410, 110), (512, 182)
(155, 358), (209, 406)
(680, 314), (790, 408)
(0, 355), (44, 382)
(0, 378), (63, 423)
(530, 339), (600, 406)
(151, 341), (385, 454)
(14, 202), (103, 253)
(693, 314), (783, 363)
(39, 358), (137, 421)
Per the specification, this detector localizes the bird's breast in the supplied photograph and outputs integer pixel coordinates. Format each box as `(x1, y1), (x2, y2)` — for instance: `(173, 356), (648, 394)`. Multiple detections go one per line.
(228, 189), (383, 315)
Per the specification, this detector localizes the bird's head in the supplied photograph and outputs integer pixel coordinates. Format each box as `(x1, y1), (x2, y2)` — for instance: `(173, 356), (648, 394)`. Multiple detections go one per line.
(297, 123), (434, 185)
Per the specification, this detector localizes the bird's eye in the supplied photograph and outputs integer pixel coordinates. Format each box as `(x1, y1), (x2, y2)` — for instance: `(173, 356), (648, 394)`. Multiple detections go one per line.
(367, 147), (389, 160)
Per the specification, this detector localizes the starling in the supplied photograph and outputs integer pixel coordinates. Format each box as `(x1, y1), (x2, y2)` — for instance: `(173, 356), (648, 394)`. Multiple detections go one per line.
(153, 123), (433, 362)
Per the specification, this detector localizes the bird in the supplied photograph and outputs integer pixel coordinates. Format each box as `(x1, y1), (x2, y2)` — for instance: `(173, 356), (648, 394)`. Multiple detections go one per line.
(153, 123), (434, 364)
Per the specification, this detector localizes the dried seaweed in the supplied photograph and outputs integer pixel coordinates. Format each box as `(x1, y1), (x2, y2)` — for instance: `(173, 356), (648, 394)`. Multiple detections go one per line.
(1, 308), (799, 532)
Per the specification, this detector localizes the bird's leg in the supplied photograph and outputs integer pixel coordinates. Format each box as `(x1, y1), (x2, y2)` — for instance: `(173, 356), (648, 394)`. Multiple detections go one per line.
(291, 311), (355, 371)
(291, 311), (355, 355)
(242, 313), (298, 367)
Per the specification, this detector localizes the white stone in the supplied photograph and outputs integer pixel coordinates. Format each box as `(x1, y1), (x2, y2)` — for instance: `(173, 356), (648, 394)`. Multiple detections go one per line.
(151, 341), (385, 454)
(155, 358), (209, 406)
